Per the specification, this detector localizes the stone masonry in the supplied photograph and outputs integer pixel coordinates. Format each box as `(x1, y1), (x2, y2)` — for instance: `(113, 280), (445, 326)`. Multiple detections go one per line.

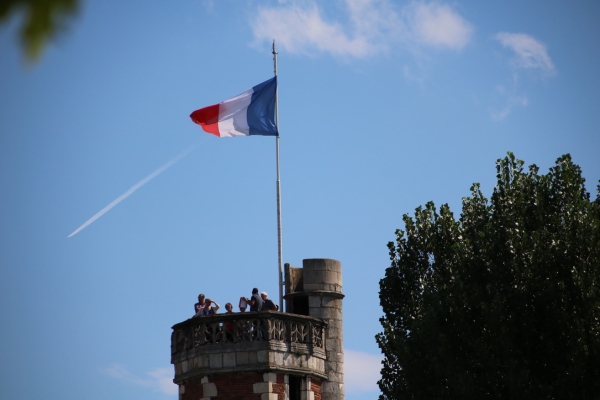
(171, 258), (343, 400)
(301, 259), (344, 400)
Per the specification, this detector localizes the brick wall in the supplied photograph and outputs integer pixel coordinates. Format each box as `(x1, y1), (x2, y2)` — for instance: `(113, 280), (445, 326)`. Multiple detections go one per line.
(179, 372), (289, 400)
(179, 377), (203, 400)
(311, 380), (322, 400)
(212, 373), (264, 400)
(272, 373), (286, 399)
(180, 372), (261, 400)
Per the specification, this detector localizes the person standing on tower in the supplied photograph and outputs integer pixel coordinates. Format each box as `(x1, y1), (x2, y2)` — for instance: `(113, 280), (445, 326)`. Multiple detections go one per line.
(202, 298), (220, 315)
(246, 288), (263, 311)
(261, 292), (279, 311)
(194, 294), (206, 315)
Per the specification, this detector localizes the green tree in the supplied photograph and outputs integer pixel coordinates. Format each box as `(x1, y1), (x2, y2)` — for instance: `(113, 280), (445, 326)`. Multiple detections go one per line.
(376, 153), (600, 399)
(0, 0), (79, 62)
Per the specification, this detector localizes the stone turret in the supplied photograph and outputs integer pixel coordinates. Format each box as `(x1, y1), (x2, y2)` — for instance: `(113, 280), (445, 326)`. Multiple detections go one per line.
(285, 259), (344, 400)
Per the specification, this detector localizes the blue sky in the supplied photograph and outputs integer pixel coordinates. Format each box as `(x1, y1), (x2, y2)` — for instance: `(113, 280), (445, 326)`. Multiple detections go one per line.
(1, 1), (599, 399)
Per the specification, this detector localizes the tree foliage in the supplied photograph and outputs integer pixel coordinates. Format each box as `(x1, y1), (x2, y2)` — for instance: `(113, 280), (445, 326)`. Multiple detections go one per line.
(0, 0), (79, 62)
(376, 153), (600, 399)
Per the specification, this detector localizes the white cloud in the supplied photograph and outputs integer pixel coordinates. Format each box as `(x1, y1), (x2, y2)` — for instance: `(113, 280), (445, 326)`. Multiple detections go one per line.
(147, 368), (178, 396)
(489, 32), (554, 120)
(251, 0), (472, 58)
(404, 1), (473, 50)
(104, 364), (177, 396)
(344, 349), (383, 392)
(252, 1), (380, 58)
(495, 32), (555, 73)
(489, 74), (530, 120)
(491, 93), (529, 121)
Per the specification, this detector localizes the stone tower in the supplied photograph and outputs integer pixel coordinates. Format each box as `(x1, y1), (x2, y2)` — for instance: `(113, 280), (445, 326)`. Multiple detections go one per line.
(170, 258), (344, 400)
(285, 259), (344, 400)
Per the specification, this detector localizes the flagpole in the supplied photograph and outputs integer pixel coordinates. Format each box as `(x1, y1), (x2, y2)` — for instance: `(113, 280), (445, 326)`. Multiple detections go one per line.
(273, 41), (284, 312)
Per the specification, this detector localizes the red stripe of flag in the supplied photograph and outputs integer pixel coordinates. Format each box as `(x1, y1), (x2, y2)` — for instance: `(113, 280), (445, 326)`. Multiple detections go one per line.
(190, 104), (220, 136)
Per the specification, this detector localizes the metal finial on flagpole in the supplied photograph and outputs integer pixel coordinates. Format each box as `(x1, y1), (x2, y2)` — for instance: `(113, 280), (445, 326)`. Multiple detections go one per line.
(273, 40), (284, 311)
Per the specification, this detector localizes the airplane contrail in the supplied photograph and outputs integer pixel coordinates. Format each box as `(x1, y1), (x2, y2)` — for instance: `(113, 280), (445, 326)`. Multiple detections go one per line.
(68, 144), (198, 238)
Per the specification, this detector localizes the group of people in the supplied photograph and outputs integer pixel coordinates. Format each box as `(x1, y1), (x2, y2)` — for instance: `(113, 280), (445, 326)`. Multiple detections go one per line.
(193, 287), (279, 318)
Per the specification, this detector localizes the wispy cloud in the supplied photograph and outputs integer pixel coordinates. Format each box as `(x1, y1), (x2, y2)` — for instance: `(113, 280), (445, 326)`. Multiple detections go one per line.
(251, 0), (394, 58)
(490, 32), (554, 120)
(495, 32), (555, 74)
(404, 1), (473, 50)
(345, 348), (383, 393)
(490, 86), (529, 121)
(104, 364), (177, 395)
(147, 368), (178, 396)
(68, 144), (197, 237)
(251, 0), (473, 58)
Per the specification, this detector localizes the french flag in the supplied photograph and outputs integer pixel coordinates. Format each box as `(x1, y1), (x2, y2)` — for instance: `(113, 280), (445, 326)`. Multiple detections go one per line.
(190, 77), (278, 137)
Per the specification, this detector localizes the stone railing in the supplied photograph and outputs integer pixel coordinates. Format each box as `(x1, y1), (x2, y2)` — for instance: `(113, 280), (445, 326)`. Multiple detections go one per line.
(171, 311), (326, 355)
(171, 311), (328, 382)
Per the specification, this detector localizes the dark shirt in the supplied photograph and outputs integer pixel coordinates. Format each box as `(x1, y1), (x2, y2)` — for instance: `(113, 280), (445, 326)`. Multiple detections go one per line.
(263, 299), (278, 311)
(250, 293), (263, 311)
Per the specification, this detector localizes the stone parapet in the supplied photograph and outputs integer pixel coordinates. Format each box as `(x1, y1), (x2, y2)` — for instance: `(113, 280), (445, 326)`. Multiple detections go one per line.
(171, 311), (328, 384)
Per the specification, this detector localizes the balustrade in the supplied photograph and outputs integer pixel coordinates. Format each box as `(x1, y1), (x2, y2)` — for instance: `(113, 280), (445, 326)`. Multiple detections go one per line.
(171, 311), (326, 357)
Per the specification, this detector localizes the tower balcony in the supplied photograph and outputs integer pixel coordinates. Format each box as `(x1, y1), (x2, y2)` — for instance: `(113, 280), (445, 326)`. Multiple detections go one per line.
(171, 310), (328, 384)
